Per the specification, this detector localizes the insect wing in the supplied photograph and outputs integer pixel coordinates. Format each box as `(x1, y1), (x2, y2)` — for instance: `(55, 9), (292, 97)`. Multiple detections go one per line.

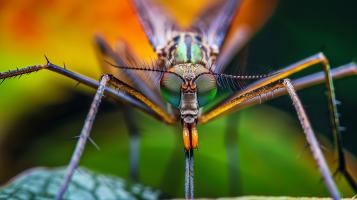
(133, 0), (179, 52)
(214, 0), (278, 73)
(190, 0), (241, 53)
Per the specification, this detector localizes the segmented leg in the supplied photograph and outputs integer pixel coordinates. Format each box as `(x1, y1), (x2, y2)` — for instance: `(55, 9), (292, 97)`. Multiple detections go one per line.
(56, 74), (110, 200)
(0, 60), (175, 124)
(123, 107), (140, 182)
(56, 73), (174, 199)
(237, 63), (357, 192)
(0, 61), (143, 115)
(200, 77), (342, 198)
(200, 53), (357, 192)
(226, 63), (357, 111)
(283, 79), (340, 199)
(1, 60), (177, 198)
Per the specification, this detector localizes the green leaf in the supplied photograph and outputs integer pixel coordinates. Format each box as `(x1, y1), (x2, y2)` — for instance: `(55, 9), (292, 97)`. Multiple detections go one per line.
(0, 167), (161, 200)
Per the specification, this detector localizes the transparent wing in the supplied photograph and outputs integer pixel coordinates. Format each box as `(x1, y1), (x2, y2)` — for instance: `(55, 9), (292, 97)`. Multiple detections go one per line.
(190, 0), (241, 52)
(133, 0), (179, 51)
(214, 0), (278, 73)
(95, 35), (166, 109)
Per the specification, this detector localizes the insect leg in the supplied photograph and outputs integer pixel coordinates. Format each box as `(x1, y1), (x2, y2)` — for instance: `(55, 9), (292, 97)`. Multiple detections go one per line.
(202, 78), (342, 198)
(56, 74), (110, 200)
(202, 55), (357, 191)
(201, 53), (357, 192)
(105, 75), (176, 124)
(228, 62), (357, 111)
(0, 61), (149, 114)
(317, 56), (356, 193)
(0, 60), (175, 123)
(201, 53), (341, 123)
(55, 73), (175, 199)
(294, 63), (357, 192)
(282, 79), (340, 199)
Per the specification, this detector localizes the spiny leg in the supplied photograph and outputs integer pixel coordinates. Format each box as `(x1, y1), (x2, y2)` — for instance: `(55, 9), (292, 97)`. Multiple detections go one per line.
(282, 79), (340, 199)
(56, 74), (110, 200)
(203, 79), (339, 199)
(1, 60), (177, 198)
(0, 60), (175, 124)
(201, 53), (343, 122)
(55, 73), (175, 199)
(55, 73), (176, 198)
(272, 64), (357, 191)
(226, 63), (357, 111)
(0, 60), (150, 115)
(202, 62), (357, 196)
(236, 63), (357, 192)
(122, 107), (140, 182)
(319, 57), (356, 192)
(200, 53), (356, 191)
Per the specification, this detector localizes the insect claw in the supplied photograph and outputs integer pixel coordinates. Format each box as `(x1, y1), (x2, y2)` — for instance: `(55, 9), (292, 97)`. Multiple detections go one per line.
(88, 136), (100, 151)
(338, 126), (346, 132)
(63, 62), (67, 69)
(334, 99), (341, 105)
(258, 94), (262, 104)
(44, 54), (51, 64)
(72, 135), (80, 139)
(319, 144), (328, 153)
(74, 82), (80, 88)
(332, 168), (342, 182)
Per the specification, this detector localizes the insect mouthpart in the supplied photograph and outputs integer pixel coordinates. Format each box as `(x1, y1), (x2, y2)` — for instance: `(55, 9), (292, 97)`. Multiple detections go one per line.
(183, 121), (198, 151)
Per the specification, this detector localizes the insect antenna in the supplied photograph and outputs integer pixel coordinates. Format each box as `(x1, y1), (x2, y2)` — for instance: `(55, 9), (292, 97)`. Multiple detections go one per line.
(195, 71), (276, 92)
(104, 60), (185, 82)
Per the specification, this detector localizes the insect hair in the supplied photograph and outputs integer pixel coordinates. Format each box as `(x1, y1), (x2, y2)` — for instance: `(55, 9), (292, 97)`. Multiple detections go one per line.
(104, 60), (185, 82)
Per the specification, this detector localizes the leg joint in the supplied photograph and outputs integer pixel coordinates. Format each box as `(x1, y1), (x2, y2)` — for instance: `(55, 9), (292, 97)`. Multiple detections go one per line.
(316, 52), (330, 66)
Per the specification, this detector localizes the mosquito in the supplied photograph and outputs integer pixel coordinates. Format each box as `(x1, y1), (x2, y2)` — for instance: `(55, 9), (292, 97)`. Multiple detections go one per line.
(1, 0), (356, 199)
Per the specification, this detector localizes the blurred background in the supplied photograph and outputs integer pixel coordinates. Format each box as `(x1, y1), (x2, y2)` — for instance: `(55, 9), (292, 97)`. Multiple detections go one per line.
(0, 0), (357, 198)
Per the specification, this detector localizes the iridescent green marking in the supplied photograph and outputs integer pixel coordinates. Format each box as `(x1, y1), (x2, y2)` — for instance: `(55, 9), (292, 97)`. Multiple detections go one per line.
(175, 35), (188, 63)
(191, 43), (202, 64)
(174, 34), (203, 64)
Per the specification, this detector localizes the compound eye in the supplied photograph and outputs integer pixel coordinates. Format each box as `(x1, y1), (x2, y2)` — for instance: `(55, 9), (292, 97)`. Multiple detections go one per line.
(195, 73), (217, 107)
(160, 72), (184, 108)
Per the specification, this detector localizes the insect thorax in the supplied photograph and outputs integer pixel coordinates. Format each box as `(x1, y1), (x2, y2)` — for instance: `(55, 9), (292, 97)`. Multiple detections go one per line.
(159, 32), (217, 69)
